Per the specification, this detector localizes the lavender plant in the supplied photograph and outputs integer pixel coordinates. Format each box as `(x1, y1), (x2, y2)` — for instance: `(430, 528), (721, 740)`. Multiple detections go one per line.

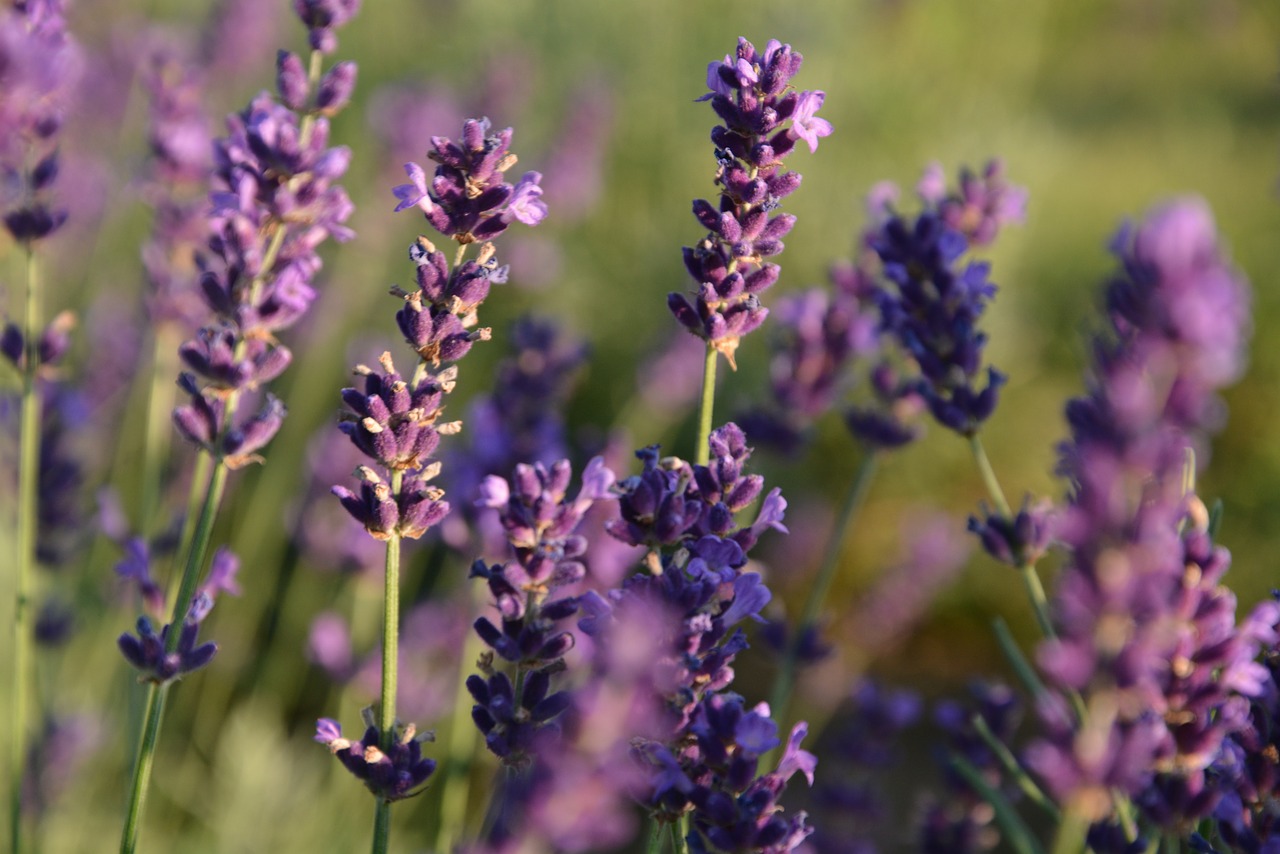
(0, 5), (1275, 853)
(316, 115), (547, 853)
(0, 2), (79, 849)
(668, 36), (831, 466)
(115, 3), (359, 850)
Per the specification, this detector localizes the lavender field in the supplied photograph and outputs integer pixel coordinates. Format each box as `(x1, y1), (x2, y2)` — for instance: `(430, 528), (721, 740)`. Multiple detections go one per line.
(4, 1), (1280, 852)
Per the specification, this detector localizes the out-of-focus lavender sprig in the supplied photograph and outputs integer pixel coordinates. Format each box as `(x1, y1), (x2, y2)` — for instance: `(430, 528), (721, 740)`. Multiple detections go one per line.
(864, 160), (1025, 437)
(322, 114), (545, 853)
(1025, 199), (1257, 847)
(801, 680), (920, 854)
(668, 36), (830, 372)
(467, 457), (615, 765)
(0, 0), (80, 244)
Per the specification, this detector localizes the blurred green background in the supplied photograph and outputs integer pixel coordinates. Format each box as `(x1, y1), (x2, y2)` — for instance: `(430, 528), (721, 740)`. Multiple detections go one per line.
(3, 0), (1280, 850)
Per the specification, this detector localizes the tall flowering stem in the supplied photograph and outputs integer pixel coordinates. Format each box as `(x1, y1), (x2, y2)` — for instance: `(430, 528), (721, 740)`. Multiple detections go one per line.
(119, 5), (358, 850)
(668, 37), (830, 464)
(1025, 199), (1262, 851)
(1, 2), (78, 849)
(317, 115), (547, 854)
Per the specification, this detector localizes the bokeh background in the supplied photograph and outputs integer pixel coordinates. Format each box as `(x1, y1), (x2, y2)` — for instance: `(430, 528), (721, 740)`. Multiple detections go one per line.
(3, 0), (1279, 850)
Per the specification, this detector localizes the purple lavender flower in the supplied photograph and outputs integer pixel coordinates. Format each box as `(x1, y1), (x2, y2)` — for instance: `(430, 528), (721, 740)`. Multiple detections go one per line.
(0, 0), (80, 243)
(393, 117), (546, 244)
(117, 611), (218, 684)
(1027, 199), (1256, 834)
(22, 714), (100, 820)
(291, 0), (360, 54)
(315, 712), (436, 802)
(581, 424), (809, 847)
(669, 37), (829, 369)
(968, 496), (1055, 568)
(863, 161), (1025, 436)
(468, 457), (616, 763)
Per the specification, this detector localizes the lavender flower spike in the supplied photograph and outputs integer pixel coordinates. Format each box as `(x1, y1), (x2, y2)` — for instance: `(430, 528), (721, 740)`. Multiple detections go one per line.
(669, 36), (830, 369)
(1028, 198), (1254, 835)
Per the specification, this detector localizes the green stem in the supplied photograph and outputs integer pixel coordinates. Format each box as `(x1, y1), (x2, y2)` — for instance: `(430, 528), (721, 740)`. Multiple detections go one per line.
(11, 248), (40, 854)
(968, 434), (1056, 641)
(1049, 807), (1091, 854)
(694, 343), (717, 466)
(767, 451), (878, 733)
(119, 458), (228, 854)
(371, 800), (391, 854)
(672, 817), (690, 854)
(970, 713), (1060, 820)
(372, 470), (404, 854)
(646, 818), (665, 854)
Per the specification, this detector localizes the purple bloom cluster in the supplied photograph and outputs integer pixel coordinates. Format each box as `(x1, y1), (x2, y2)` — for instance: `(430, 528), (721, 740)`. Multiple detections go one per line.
(968, 496), (1055, 569)
(578, 423), (811, 851)
(605, 423), (787, 558)
(0, 0), (80, 243)
(1027, 199), (1261, 837)
(467, 457), (615, 763)
(117, 546), (239, 683)
(1207, 599), (1280, 852)
(863, 161), (1024, 436)
(171, 5), (358, 468)
(393, 116), (546, 240)
(314, 712), (436, 803)
(668, 37), (830, 369)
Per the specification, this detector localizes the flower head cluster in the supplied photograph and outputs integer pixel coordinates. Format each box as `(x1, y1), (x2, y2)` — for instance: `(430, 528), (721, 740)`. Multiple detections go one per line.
(865, 161), (1025, 435)
(393, 116), (546, 241)
(606, 423), (787, 559)
(668, 37), (830, 369)
(314, 712), (436, 802)
(467, 457), (616, 763)
(579, 424), (810, 850)
(1027, 199), (1260, 834)
(0, 0), (80, 243)
(117, 547), (239, 684)
(172, 5), (358, 468)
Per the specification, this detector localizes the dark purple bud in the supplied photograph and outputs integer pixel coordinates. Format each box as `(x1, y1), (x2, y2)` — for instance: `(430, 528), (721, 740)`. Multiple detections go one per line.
(276, 50), (309, 110)
(316, 61), (357, 115)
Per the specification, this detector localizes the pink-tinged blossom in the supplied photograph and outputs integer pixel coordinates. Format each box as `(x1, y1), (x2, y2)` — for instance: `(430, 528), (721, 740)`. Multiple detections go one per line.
(506, 171), (547, 226)
(789, 90), (832, 153)
(391, 161), (433, 213)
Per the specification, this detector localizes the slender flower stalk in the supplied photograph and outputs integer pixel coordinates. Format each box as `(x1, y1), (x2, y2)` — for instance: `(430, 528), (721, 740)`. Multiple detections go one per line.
(12, 250), (40, 854)
(1, 4), (79, 849)
(118, 5), (359, 849)
(319, 114), (546, 853)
